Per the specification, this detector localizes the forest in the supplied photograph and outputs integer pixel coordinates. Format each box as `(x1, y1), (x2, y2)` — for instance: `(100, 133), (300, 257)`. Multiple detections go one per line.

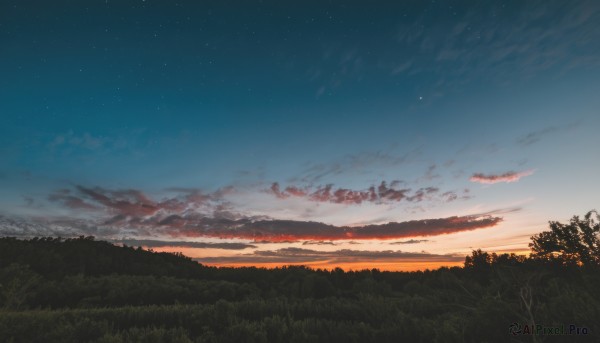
(0, 211), (598, 342)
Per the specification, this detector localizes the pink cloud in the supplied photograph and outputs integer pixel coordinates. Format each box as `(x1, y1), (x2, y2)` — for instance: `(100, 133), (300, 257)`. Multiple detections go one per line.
(469, 170), (535, 184)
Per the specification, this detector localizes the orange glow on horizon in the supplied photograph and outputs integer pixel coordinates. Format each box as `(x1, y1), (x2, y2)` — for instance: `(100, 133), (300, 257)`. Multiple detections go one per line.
(142, 246), (531, 272)
(200, 260), (465, 272)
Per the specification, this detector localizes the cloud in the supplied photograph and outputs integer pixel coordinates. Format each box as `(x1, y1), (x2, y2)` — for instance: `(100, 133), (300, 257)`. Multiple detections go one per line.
(270, 183), (308, 199)
(173, 214), (502, 242)
(389, 0), (600, 93)
(1, 207), (504, 244)
(516, 122), (580, 147)
(517, 126), (559, 146)
(47, 192), (99, 210)
(471, 207), (522, 217)
(114, 239), (256, 250)
(49, 131), (109, 150)
(195, 247), (464, 264)
(251, 240), (296, 244)
(419, 164), (440, 181)
(389, 239), (429, 245)
(302, 240), (339, 246)
(406, 187), (439, 202)
(17, 185), (507, 243)
(441, 189), (471, 202)
(71, 186), (161, 216)
(294, 148), (423, 183)
(305, 47), (365, 99)
(441, 191), (458, 202)
(47, 185), (229, 218)
(377, 182), (410, 202)
(268, 181), (446, 205)
(470, 170), (535, 184)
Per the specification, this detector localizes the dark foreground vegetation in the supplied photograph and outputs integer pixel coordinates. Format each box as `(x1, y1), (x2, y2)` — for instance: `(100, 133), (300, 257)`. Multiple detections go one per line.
(0, 211), (599, 342)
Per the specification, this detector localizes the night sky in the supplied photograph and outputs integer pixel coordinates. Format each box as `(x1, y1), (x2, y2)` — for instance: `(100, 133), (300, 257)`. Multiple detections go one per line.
(2, 0), (599, 270)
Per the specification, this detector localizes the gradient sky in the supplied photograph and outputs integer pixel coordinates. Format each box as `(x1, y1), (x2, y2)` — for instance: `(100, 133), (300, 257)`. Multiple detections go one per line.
(2, 0), (599, 271)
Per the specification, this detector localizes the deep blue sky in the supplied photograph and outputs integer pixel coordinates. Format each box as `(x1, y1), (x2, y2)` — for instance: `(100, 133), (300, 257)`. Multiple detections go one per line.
(1, 1), (599, 269)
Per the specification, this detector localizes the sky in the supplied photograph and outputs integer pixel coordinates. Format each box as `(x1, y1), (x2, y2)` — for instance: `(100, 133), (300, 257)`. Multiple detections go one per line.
(1, 0), (599, 271)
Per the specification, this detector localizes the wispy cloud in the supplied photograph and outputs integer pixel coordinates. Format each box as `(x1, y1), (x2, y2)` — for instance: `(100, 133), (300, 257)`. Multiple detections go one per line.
(390, 1), (600, 91)
(294, 148), (422, 183)
(470, 170), (534, 184)
(48, 190), (99, 210)
(517, 127), (560, 147)
(516, 122), (581, 147)
(49, 131), (109, 150)
(47, 185), (235, 219)
(305, 46), (364, 99)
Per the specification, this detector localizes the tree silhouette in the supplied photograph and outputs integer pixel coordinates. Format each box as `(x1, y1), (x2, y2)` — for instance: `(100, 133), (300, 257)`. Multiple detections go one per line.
(529, 210), (600, 266)
(464, 249), (493, 270)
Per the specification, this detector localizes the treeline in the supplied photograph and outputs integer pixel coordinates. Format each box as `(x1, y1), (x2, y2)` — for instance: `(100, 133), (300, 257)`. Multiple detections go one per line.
(0, 236), (209, 280)
(0, 211), (599, 342)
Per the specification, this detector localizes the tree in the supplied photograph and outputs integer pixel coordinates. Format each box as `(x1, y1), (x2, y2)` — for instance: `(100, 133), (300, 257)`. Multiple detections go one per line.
(529, 210), (600, 266)
(464, 249), (493, 270)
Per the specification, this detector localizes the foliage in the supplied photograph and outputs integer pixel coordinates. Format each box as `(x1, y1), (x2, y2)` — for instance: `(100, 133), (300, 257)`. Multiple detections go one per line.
(529, 210), (600, 266)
